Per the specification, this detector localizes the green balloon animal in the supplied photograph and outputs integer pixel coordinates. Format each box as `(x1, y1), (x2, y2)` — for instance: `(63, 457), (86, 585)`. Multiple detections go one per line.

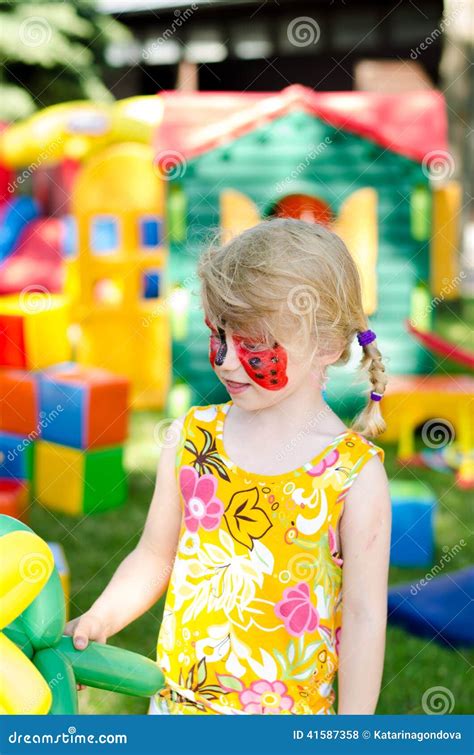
(0, 514), (164, 714)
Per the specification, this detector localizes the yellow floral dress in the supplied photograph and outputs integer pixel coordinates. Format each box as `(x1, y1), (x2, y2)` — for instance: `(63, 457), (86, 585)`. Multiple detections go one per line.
(150, 400), (384, 715)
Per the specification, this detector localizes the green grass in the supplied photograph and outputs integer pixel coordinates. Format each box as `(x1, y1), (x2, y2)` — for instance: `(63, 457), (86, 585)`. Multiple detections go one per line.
(28, 410), (473, 715)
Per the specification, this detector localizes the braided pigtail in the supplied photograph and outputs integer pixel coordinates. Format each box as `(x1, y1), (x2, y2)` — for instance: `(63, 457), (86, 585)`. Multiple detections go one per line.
(351, 328), (388, 438)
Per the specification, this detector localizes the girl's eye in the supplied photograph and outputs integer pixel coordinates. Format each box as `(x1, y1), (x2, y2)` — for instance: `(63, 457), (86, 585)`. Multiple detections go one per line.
(241, 341), (268, 352)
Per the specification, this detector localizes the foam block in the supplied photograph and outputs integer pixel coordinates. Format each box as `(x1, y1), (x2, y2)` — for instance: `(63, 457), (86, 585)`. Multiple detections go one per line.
(35, 440), (127, 516)
(0, 369), (38, 435)
(388, 567), (474, 648)
(0, 431), (34, 480)
(0, 295), (70, 370)
(0, 479), (29, 521)
(389, 479), (436, 567)
(38, 363), (129, 449)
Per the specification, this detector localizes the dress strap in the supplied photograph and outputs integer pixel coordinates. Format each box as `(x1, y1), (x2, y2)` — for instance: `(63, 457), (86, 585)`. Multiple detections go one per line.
(335, 432), (385, 503)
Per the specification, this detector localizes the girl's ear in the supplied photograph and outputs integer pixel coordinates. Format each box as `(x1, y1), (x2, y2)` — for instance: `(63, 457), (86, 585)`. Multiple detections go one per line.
(321, 348), (344, 366)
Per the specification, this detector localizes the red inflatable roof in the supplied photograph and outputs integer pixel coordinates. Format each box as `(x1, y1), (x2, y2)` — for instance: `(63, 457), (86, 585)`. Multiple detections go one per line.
(155, 84), (447, 167)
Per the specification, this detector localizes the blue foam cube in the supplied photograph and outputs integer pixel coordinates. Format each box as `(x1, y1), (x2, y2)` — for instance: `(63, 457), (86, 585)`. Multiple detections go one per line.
(0, 431), (34, 480)
(389, 479), (436, 567)
(37, 364), (85, 449)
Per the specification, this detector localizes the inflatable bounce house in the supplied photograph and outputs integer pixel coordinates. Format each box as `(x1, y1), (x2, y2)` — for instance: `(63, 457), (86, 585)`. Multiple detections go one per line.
(0, 97), (170, 410)
(0, 97), (170, 526)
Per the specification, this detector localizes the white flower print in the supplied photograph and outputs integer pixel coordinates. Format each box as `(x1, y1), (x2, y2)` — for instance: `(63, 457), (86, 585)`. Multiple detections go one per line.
(174, 530), (273, 624)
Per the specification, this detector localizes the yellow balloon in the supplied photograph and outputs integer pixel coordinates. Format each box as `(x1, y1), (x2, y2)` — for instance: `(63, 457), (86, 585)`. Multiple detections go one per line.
(0, 532), (54, 630)
(0, 633), (52, 714)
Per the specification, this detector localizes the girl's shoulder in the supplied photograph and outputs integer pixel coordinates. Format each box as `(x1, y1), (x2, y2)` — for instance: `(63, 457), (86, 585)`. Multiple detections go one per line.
(179, 401), (227, 427)
(174, 401), (225, 450)
(344, 429), (385, 466)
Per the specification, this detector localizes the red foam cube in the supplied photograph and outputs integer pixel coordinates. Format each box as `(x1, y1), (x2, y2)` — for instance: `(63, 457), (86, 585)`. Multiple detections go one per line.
(0, 369), (38, 435)
(0, 479), (29, 521)
(0, 315), (26, 369)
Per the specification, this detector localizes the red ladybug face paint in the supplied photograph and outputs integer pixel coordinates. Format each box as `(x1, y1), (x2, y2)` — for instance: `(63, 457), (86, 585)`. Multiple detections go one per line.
(205, 318), (288, 391)
(232, 335), (288, 390)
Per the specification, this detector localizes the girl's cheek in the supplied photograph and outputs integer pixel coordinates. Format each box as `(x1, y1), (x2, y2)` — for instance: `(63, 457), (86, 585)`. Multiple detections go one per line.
(234, 341), (289, 390)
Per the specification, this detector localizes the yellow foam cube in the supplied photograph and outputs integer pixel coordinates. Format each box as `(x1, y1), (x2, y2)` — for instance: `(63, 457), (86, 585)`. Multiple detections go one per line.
(0, 294), (70, 370)
(35, 442), (83, 516)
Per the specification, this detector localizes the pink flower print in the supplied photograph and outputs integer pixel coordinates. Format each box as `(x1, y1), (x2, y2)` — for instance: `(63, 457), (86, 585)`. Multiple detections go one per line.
(239, 680), (294, 714)
(307, 448), (339, 476)
(328, 525), (343, 566)
(335, 627), (341, 656)
(274, 581), (320, 637)
(179, 465), (224, 533)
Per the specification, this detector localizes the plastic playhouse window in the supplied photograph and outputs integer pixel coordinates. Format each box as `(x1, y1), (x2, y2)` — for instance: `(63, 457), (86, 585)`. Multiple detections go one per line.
(410, 184), (431, 241)
(141, 270), (160, 300)
(270, 194), (333, 226)
(93, 278), (123, 306)
(140, 217), (162, 249)
(90, 216), (120, 255)
(168, 184), (187, 243)
(62, 215), (78, 258)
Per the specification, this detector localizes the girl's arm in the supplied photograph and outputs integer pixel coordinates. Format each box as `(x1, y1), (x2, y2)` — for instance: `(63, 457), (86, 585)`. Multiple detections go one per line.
(65, 417), (185, 648)
(336, 455), (392, 714)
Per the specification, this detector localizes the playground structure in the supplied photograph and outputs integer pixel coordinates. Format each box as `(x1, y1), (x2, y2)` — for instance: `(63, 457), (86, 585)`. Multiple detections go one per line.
(71, 142), (170, 409)
(0, 86), (471, 505)
(0, 97), (170, 410)
(152, 85), (465, 417)
(381, 375), (474, 490)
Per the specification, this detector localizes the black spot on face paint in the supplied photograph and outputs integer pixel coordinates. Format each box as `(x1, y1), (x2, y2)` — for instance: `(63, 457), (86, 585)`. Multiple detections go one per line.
(215, 328), (228, 366)
(255, 373), (264, 379)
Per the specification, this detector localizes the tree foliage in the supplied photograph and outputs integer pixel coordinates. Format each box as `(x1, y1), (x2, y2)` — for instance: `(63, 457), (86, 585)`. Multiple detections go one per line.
(0, 0), (130, 121)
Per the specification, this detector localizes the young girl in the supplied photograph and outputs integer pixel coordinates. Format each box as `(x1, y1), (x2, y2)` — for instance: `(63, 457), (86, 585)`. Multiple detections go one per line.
(66, 218), (391, 716)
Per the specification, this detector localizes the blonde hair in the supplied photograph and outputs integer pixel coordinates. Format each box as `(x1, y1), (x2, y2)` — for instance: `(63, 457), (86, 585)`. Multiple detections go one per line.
(197, 218), (388, 438)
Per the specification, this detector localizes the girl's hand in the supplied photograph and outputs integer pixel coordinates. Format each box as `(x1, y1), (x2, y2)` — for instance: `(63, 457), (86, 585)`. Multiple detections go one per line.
(64, 613), (109, 691)
(64, 612), (109, 650)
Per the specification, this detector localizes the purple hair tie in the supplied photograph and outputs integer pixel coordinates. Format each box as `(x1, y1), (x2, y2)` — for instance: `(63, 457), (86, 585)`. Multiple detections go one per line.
(357, 329), (377, 347)
(370, 391), (383, 402)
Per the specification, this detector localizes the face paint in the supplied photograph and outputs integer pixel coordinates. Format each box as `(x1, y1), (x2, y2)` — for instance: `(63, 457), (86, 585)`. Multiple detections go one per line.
(205, 318), (227, 368)
(232, 335), (289, 390)
(205, 319), (289, 390)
